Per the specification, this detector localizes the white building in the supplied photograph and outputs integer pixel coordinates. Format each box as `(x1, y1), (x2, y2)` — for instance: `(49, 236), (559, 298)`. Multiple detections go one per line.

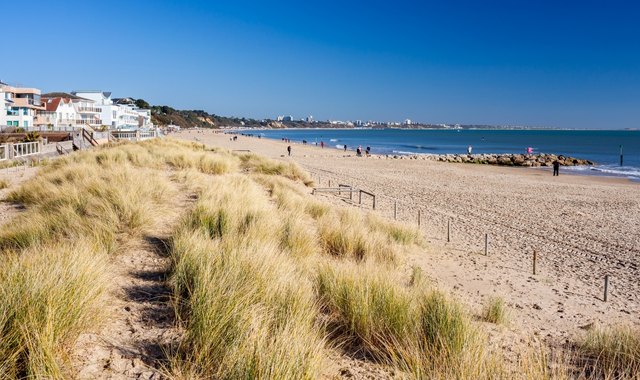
(70, 91), (152, 130)
(0, 82), (44, 129)
(404, 119), (412, 126)
(35, 95), (103, 130)
(72, 91), (119, 129)
(0, 89), (9, 127)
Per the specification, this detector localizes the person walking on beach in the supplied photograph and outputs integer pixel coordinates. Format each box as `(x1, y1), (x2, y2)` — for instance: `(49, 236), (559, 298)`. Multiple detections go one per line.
(552, 160), (560, 176)
(467, 145), (473, 155)
(287, 145), (291, 156)
(366, 146), (371, 156)
(320, 141), (324, 149)
(344, 144), (347, 152)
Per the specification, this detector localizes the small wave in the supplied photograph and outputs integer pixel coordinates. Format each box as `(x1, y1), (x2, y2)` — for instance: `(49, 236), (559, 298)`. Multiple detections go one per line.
(564, 165), (640, 179)
(329, 139), (338, 142)
(391, 150), (429, 155)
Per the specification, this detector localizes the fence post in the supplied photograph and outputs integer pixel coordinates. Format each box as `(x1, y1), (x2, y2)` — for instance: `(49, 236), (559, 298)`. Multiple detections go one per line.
(447, 220), (451, 242)
(604, 275), (610, 302)
(484, 234), (488, 256)
(372, 195), (376, 210)
(418, 210), (421, 226)
(394, 201), (397, 220)
(532, 251), (537, 275)
(359, 190), (362, 204)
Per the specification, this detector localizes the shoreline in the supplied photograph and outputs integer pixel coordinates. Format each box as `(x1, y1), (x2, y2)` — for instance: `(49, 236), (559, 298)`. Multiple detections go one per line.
(218, 130), (635, 185)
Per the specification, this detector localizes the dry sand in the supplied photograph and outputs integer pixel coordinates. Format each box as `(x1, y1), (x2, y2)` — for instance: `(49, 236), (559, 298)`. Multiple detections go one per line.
(0, 165), (38, 228)
(176, 129), (640, 356)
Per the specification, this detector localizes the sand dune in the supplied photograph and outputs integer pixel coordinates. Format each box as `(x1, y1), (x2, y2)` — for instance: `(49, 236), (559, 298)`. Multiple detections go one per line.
(176, 129), (640, 354)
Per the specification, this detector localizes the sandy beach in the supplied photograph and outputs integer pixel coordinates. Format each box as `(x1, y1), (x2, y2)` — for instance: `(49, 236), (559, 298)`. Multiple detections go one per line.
(176, 129), (640, 354)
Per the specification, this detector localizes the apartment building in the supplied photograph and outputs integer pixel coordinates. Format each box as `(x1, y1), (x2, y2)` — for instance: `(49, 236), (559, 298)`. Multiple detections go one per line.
(72, 91), (119, 129)
(72, 91), (152, 130)
(0, 82), (44, 128)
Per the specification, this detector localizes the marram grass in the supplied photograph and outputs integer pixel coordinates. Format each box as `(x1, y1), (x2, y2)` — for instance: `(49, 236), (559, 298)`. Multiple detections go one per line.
(0, 138), (616, 379)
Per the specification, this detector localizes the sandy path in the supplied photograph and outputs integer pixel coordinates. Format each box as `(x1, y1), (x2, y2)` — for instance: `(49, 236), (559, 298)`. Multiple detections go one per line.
(0, 165), (39, 227)
(72, 185), (192, 379)
(176, 129), (640, 353)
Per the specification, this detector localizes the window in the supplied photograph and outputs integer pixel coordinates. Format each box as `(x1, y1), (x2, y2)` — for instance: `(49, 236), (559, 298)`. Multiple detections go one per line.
(22, 108), (28, 116)
(24, 121), (29, 127)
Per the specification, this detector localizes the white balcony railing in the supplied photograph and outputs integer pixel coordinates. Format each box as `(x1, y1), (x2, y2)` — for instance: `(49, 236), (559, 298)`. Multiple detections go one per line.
(77, 106), (102, 113)
(0, 144), (8, 161)
(11, 141), (41, 158)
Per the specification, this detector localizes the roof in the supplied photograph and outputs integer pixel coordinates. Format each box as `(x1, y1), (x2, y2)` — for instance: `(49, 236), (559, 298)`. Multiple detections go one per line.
(42, 97), (74, 112)
(42, 92), (87, 100)
(71, 91), (111, 98)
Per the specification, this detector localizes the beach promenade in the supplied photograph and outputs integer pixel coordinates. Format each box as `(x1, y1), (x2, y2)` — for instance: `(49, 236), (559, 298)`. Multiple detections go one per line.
(176, 129), (640, 353)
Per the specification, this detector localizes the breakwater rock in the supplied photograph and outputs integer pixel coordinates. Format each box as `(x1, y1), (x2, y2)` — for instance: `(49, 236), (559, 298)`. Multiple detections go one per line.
(381, 153), (594, 167)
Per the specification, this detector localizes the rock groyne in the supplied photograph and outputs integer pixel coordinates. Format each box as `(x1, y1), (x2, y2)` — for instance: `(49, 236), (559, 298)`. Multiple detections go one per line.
(381, 153), (594, 167)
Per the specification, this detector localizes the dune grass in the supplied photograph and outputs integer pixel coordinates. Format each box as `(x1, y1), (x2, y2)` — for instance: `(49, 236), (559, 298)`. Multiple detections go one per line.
(2, 138), (618, 379)
(166, 152), (504, 379)
(169, 175), (325, 379)
(316, 261), (499, 378)
(0, 179), (8, 190)
(579, 325), (640, 379)
(481, 297), (508, 325)
(0, 243), (109, 378)
(0, 139), (219, 377)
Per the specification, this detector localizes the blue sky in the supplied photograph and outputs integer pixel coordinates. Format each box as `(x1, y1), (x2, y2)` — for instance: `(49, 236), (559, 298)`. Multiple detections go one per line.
(3, 0), (639, 128)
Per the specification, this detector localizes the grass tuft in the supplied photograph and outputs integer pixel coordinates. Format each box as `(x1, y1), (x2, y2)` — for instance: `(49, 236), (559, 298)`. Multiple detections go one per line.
(481, 297), (508, 325)
(579, 325), (640, 379)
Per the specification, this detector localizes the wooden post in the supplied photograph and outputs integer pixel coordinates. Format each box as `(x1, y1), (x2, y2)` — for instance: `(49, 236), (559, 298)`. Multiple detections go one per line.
(359, 190), (362, 204)
(604, 275), (609, 302)
(533, 251), (537, 275)
(372, 195), (376, 210)
(418, 210), (421, 226)
(484, 234), (488, 256)
(447, 220), (451, 242)
(394, 201), (397, 220)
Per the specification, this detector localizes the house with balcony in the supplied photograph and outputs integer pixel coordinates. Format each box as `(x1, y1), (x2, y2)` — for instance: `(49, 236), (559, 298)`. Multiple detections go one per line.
(35, 93), (104, 130)
(0, 82), (44, 129)
(73, 91), (155, 130)
(72, 91), (119, 129)
(36, 97), (77, 129)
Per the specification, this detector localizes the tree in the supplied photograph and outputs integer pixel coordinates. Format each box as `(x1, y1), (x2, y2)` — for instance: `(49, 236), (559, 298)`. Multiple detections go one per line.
(23, 131), (40, 142)
(135, 99), (150, 109)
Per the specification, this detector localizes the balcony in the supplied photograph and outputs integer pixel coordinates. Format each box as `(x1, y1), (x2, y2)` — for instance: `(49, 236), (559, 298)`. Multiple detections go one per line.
(77, 106), (102, 113)
(76, 119), (103, 126)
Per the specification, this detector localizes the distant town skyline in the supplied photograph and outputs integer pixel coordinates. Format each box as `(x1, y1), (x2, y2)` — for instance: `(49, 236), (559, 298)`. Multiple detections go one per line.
(3, 0), (639, 129)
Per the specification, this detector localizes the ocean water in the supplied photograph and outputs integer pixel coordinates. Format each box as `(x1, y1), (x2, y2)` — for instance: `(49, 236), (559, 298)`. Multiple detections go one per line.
(247, 129), (640, 181)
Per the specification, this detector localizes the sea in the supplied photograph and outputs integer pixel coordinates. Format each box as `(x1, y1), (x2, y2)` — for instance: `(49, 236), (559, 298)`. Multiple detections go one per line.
(245, 129), (640, 181)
